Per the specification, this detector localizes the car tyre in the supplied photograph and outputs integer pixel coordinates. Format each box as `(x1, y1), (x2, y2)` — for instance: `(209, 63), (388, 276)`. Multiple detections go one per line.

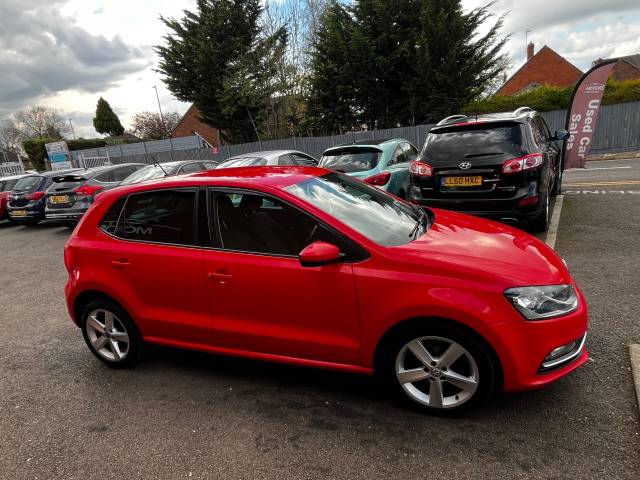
(528, 189), (550, 233)
(23, 219), (40, 227)
(81, 300), (142, 368)
(379, 322), (497, 414)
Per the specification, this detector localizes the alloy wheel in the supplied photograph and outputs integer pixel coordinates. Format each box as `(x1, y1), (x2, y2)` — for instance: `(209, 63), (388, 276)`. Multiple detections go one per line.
(85, 309), (130, 362)
(395, 336), (479, 409)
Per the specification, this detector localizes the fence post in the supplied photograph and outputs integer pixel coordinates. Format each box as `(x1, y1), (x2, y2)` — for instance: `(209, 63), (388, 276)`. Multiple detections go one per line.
(415, 125), (420, 147)
(293, 136), (298, 150)
(196, 147), (201, 160)
(119, 144), (124, 159)
(169, 139), (175, 161)
(143, 142), (149, 164)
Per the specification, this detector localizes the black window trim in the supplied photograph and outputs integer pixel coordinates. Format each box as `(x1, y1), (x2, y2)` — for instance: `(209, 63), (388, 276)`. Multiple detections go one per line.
(99, 186), (200, 250)
(207, 186), (370, 263)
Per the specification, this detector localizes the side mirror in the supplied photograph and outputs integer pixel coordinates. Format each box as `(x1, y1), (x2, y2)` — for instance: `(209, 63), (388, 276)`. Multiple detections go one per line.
(299, 241), (343, 267)
(553, 129), (568, 141)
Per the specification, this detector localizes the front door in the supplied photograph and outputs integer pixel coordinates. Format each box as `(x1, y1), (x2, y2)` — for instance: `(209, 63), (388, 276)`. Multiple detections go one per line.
(203, 189), (361, 365)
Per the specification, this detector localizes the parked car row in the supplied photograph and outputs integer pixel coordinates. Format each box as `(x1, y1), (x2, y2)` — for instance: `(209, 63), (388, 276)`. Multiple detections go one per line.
(0, 160), (219, 227)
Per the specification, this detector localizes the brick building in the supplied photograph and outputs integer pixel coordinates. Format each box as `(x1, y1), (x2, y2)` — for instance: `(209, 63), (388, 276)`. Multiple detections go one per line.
(171, 104), (220, 149)
(595, 54), (640, 81)
(496, 43), (583, 96)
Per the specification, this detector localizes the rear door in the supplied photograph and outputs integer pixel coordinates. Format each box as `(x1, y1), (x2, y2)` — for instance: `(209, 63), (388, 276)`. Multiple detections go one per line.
(384, 143), (412, 195)
(98, 188), (210, 344)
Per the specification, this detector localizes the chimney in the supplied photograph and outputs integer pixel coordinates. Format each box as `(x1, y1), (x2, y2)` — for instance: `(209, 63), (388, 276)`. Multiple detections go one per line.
(527, 42), (535, 61)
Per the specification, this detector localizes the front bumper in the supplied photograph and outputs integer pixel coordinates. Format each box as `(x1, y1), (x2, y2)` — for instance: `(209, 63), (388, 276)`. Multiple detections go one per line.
(480, 296), (589, 391)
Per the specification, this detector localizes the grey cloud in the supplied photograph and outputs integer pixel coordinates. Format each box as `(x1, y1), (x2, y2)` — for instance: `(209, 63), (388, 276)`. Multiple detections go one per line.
(0, 1), (149, 116)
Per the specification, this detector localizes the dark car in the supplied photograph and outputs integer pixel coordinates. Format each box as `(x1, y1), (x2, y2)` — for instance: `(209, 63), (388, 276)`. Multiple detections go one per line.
(120, 160), (218, 186)
(45, 163), (146, 225)
(0, 174), (27, 221)
(8, 169), (83, 226)
(408, 107), (568, 231)
(216, 150), (318, 169)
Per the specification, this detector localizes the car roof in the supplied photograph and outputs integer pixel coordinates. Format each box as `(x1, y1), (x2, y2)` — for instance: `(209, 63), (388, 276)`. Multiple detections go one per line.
(432, 108), (538, 131)
(0, 173), (28, 181)
(324, 139), (405, 153)
(115, 166), (329, 192)
(225, 150), (308, 161)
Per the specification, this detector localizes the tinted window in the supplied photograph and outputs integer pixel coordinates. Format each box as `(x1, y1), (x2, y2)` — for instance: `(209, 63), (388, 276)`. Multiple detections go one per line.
(388, 145), (407, 166)
(13, 176), (43, 192)
(319, 148), (381, 173)
(112, 166), (139, 181)
(533, 117), (550, 142)
(1, 179), (19, 191)
(202, 162), (218, 170)
(121, 165), (179, 185)
(99, 197), (127, 236)
(94, 170), (116, 183)
(402, 143), (418, 162)
(215, 191), (327, 256)
(422, 124), (524, 160)
(219, 157), (267, 168)
(179, 162), (204, 174)
(114, 190), (196, 245)
(291, 153), (318, 166)
(278, 155), (295, 166)
(285, 172), (429, 247)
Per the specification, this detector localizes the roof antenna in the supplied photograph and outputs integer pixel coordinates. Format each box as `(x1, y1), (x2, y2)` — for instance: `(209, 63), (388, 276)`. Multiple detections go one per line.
(150, 154), (168, 176)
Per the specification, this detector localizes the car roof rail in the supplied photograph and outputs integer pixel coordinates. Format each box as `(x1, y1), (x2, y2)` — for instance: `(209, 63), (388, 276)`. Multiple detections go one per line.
(513, 106), (533, 116)
(436, 115), (468, 126)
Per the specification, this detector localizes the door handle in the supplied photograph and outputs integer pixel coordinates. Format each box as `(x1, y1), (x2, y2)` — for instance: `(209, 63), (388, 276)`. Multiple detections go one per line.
(111, 259), (131, 269)
(207, 270), (233, 284)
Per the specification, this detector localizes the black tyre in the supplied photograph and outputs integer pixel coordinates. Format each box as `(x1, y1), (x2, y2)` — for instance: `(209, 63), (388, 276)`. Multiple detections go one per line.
(81, 300), (142, 368)
(23, 219), (40, 227)
(528, 190), (550, 233)
(378, 321), (497, 414)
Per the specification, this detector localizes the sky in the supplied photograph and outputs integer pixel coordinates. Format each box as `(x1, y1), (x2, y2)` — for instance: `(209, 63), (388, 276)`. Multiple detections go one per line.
(1, 0), (640, 138)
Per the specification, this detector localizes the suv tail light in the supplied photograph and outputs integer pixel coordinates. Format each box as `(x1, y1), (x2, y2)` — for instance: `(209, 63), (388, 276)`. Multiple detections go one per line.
(26, 191), (45, 201)
(410, 160), (433, 177)
(503, 153), (544, 175)
(364, 172), (391, 186)
(74, 185), (104, 197)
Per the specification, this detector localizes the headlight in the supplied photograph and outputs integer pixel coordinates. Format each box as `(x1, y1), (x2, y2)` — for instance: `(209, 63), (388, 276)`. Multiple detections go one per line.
(504, 285), (578, 320)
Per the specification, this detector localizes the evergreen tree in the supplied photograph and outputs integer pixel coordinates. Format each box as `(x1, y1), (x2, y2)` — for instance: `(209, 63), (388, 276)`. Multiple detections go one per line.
(92, 97), (125, 136)
(155, 0), (287, 143)
(307, 0), (508, 133)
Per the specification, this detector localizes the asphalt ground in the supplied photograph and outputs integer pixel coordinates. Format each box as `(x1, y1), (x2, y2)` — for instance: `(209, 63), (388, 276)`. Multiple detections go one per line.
(1, 159), (638, 479)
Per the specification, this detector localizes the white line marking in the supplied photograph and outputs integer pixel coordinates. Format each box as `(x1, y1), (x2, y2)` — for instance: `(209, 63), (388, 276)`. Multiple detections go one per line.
(629, 344), (640, 414)
(576, 166), (632, 171)
(545, 194), (564, 250)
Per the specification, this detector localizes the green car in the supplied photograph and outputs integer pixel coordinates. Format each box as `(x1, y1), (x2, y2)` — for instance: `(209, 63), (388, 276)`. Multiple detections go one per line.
(319, 139), (419, 199)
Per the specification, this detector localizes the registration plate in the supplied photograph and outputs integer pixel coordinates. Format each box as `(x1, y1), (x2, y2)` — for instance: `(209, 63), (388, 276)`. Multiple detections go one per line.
(12, 210), (28, 217)
(441, 176), (483, 187)
(50, 195), (70, 204)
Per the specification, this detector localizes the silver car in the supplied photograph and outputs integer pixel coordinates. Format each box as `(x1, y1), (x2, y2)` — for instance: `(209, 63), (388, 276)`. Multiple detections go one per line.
(216, 150), (318, 169)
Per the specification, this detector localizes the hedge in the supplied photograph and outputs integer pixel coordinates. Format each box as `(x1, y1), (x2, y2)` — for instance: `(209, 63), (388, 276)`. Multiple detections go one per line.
(463, 78), (640, 114)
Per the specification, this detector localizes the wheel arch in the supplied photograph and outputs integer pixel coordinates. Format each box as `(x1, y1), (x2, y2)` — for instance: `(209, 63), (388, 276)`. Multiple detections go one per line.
(72, 290), (130, 327)
(372, 316), (504, 390)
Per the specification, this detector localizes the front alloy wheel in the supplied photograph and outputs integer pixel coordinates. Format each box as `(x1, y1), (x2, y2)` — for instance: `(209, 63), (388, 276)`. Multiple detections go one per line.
(396, 336), (479, 409)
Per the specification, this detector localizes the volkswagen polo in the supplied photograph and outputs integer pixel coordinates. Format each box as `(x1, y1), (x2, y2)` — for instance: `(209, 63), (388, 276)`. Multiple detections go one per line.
(64, 166), (588, 413)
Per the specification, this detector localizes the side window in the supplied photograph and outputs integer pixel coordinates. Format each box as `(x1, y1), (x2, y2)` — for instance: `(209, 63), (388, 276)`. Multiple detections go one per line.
(402, 143), (418, 162)
(112, 166), (134, 182)
(95, 170), (116, 183)
(388, 145), (407, 166)
(120, 190), (196, 245)
(533, 117), (549, 143)
(530, 120), (544, 146)
(99, 196), (127, 237)
(180, 163), (203, 174)
(202, 162), (217, 170)
(291, 153), (318, 166)
(278, 155), (295, 166)
(214, 191), (347, 257)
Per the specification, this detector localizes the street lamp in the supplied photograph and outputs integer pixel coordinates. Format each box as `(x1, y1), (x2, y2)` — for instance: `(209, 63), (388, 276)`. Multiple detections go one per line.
(152, 85), (164, 122)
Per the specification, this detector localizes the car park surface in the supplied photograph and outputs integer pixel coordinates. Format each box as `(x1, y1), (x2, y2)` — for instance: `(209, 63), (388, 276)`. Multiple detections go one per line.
(0, 159), (638, 478)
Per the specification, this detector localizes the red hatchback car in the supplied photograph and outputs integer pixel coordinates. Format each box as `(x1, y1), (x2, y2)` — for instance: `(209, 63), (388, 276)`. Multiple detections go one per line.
(64, 166), (588, 412)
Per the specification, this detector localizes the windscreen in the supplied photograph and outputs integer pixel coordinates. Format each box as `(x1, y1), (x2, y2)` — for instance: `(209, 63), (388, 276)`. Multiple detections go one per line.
(319, 148), (381, 173)
(218, 157), (267, 168)
(285, 172), (429, 246)
(421, 123), (523, 161)
(13, 176), (43, 192)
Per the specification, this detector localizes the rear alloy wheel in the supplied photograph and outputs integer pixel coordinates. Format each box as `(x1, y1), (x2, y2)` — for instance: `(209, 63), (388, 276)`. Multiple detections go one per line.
(383, 324), (496, 413)
(81, 301), (142, 368)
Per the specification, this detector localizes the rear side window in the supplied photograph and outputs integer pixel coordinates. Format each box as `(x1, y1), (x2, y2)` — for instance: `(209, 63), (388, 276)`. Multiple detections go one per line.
(421, 124), (524, 160)
(100, 190), (197, 246)
(94, 170), (116, 183)
(220, 157), (268, 168)
(179, 163), (204, 174)
(319, 148), (381, 173)
(13, 176), (42, 192)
